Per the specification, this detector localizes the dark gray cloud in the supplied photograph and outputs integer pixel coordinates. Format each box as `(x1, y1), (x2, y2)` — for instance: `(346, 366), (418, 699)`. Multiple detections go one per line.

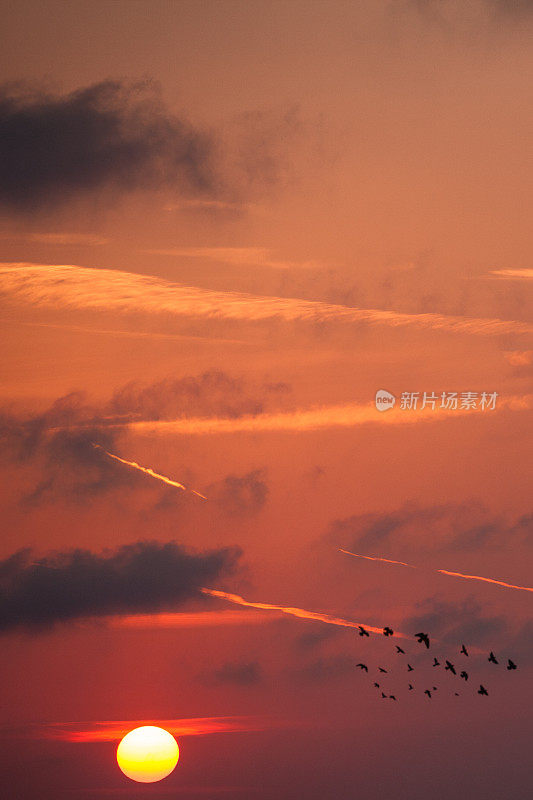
(0, 80), (219, 211)
(212, 660), (263, 686)
(0, 372), (287, 503)
(0, 540), (240, 632)
(329, 502), (533, 555)
(404, 597), (506, 647)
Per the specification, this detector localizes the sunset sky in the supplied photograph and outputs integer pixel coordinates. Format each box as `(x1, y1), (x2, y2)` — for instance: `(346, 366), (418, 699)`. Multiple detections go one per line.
(0, 2), (532, 798)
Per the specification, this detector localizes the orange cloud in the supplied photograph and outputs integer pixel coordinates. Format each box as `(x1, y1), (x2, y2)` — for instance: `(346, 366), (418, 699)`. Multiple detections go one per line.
(1, 263), (531, 336)
(201, 588), (410, 639)
(109, 610), (279, 628)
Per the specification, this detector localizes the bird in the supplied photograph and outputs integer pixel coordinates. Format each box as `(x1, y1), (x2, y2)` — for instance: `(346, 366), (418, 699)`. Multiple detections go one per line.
(454, 692), (459, 696)
(378, 667), (388, 673)
(407, 663), (414, 672)
(389, 695), (397, 701)
(433, 686), (438, 691)
(507, 659), (517, 671)
(460, 644), (469, 656)
(383, 626), (394, 637)
(374, 682), (380, 688)
(408, 684), (414, 691)
(396, 645), (405, 654)
(433, 657), (440, 667)
(356, 663), (368, 672)
(415, 632), (430, 649)
(381, 692), (387, 699)
(478, 685), (489, 696)
(424, 689), (432, 698)
(488, 651), (498, 665)
(445, 660), (456, 675)
(460, 671), (468, 681)
(358, 625), (370, 637)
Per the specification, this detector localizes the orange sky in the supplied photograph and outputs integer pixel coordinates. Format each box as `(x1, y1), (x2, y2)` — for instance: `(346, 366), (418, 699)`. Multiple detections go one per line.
(0, 2), (531, 799)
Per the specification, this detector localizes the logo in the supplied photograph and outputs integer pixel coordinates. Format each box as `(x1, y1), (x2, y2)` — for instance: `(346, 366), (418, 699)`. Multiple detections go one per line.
(375, 389), (396, 412)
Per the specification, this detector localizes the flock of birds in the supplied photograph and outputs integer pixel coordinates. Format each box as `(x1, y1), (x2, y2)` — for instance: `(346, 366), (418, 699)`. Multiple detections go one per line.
(354, 625), (517, 701)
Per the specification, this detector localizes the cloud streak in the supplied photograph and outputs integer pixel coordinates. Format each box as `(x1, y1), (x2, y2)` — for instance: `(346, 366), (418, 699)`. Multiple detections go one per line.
(201, 588), (410, 639)
(93, 443), (207, 500)
(341, 548), (533, 594)
(1, 263), (531, 336)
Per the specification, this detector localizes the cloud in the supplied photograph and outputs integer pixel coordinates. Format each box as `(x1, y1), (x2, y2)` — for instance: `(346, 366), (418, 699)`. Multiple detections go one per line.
(0, 540), (241, 633)
(1, 263), (532, 337)
(0, 80), (220, 211)
(293, 654), (355, 683)
(207, 470), (269, 515)
(0, 373), (282, 503)
(330, 502), (533, 556)
(489, 269), (533, 280)
(403, 597), (506, 647)
(211, 661), (263, 686)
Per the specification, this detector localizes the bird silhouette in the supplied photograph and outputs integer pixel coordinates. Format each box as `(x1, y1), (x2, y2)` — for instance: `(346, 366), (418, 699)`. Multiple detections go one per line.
(507, 659), (517, 671)
(488, 652), (498, 665)
(378, 667), (388, 673)
(383, 626), (394, 637)
(407, 663), (414, 672)
(374, 682), (380, 688)
(381, 692), (387, 699)
(460, 670), (468, 681)
(358, 625), (370, 637)
(389, 695), (397, 701)
(396, 645), (405, 654)
(356, 663), (368, 672)
(415, 632), (430, 648)
(424, 689), (432, 698)
(478, 685), (489, 696)
(460, 644), (469, 656)
(433, 657), (440, 667)
(454, 692), (459, 696)
(445, 660), (456, 675)
(408, 683), (414, 691)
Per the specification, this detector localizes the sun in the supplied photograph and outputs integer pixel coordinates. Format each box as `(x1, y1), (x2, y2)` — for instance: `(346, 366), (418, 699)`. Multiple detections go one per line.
(116, 726), (180, 783)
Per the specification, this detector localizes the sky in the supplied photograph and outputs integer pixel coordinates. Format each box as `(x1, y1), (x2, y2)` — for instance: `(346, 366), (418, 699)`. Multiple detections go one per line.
(0, 1), (532, 797)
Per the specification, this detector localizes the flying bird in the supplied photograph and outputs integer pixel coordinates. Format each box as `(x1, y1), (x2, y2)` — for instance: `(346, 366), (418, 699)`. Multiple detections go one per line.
(445, 660), (456, 675)
(433, 657), (440, 667)
(356, 663), (369, 672)
(460, 644), (469, 656)
(381, 692), (387, 699)
(383, 626), (394, 637)
(374, 682), (380, 688)
(478, 685), (489, 696)
(389, 695), (397, 701)
(408, 684), (414, 691)
(454, 692), (460, 696)
(378, 667), (388, 673)
(460, 671), (468, 681)
(396, 645), (405, 654)
(407, 664), (414, 672)
(424, 690), (432, 698)
(507, 659), (517, 671)
(415, 632), (430, 648)
(358, 625), (370, 637)
(488, 652), (498, 665)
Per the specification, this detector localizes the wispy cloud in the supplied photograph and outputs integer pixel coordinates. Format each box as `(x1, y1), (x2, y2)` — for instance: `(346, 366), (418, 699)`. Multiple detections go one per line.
(22, 715), (277, 743)
(128, 395), (532, 436)
(93, 444), (207, 500)
(110, 610), (278, 629)
(147, 246), (323, 270)
(488, 269), (533, 280)
(341, 548), (533, 594)
(1, 263), (531, 336)
(201, 588), (410, 639)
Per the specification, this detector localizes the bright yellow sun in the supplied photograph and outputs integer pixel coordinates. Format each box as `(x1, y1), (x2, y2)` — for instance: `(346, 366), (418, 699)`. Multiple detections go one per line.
(116, 726), (180, 783)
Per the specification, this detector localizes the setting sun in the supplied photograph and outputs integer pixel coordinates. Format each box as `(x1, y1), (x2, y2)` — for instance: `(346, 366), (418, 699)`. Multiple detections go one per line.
(116, 726), (179, 783)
